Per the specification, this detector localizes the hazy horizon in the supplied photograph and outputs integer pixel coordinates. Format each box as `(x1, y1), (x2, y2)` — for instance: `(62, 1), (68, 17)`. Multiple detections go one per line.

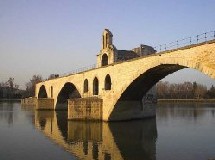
(0, 0), (215, 89)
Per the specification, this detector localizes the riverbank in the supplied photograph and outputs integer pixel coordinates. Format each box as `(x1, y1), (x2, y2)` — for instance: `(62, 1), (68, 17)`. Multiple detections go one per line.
(158, 99), (215, 103)
(0, 99), (21, 102)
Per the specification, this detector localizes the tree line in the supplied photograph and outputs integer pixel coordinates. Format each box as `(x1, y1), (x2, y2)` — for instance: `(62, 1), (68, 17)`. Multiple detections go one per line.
(0, 77), (22, 99)
(156, 81), (215, 99)
(0, 74), (59, 99)
(23, 74), (58, 97)
(0, 75), (43, 99)
(1, 75), (215, 100)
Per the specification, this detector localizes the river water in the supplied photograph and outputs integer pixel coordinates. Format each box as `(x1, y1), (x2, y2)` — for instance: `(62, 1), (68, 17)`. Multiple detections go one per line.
(0, 101), (214, 160)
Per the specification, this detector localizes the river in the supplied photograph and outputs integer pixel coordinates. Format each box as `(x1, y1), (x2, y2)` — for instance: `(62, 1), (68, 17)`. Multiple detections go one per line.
(0, 101), (214, 160)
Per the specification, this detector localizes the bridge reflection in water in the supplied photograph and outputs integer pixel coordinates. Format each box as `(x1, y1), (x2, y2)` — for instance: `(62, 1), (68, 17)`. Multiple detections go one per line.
(34, 111), (157, 160)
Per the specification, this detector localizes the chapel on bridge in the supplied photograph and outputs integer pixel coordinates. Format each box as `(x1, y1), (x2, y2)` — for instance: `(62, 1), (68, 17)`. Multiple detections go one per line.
(96, 29), (156, 67)
(96, 29), (157, 102)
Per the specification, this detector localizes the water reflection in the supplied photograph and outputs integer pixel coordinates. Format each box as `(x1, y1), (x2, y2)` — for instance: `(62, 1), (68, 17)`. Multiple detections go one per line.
(157, 102), (215, 120)
(34, 111), (157, 160)
(0, 102), (14, 126)
(211, 109), (215, 117)
(156, 102), (215, 160)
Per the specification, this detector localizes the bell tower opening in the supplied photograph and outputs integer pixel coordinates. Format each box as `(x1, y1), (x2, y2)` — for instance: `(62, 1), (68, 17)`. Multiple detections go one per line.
(102, 54), (108, 66)
(102, 29), (113, 49)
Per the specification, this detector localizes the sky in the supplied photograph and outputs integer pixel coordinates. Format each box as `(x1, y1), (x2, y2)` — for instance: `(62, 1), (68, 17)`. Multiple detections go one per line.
(0, 0), (215, 89)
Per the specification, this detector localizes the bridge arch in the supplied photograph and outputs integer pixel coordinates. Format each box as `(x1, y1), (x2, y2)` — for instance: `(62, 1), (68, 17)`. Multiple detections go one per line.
(102, 54), (108, 66)
(108, 42), (215, 121)
(105, 74), (111, 90)
(56, 82), (81, 110)
(119, 64), (185, 101)
(109, 64), (186, 120)
(93, 77), (99, 95)
(38, 85), (48, 98)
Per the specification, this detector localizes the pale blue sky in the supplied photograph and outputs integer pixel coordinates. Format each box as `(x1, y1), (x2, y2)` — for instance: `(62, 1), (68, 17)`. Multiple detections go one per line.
(0, 0), (215, 89)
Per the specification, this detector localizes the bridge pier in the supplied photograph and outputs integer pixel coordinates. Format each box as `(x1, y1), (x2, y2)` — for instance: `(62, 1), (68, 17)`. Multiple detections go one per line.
(107, 100), (156, 121)
(36, 98), (54, 110)
(68, 98), (103, 120)
(68, 97), (156, 121)
(21, 97), (54, 110)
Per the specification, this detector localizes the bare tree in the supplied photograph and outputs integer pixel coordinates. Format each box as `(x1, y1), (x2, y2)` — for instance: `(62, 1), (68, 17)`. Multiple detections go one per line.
(8, 77), (14, 90)
(25, 75), (43, 97)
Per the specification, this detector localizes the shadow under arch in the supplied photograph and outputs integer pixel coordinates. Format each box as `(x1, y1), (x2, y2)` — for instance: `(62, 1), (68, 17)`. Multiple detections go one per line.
(56, 82), (81, 110)
(38, 85), (48, 98)
(120, 64), (186, 101)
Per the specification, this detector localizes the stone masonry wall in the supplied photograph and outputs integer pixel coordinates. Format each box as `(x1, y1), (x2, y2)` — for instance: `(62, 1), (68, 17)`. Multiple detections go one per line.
(68, 98), (103, 120)
(21, 97), (37, 106)
(36, 98), (54, 110)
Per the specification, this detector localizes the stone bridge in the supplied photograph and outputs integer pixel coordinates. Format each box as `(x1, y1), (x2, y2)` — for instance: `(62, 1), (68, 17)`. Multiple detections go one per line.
(35, 39), (215, 121)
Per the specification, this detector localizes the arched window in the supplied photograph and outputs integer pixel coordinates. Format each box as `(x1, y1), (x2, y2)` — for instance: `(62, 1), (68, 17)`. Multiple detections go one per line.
(103, 35), (105, 49)
(83, 79), (88, 93)
(106, 34), (108, 47)
(102, 54), (108, 66)
(51, 86), (53, 98)
(93, 77), (99, 95)
(105, 74), (111, 90)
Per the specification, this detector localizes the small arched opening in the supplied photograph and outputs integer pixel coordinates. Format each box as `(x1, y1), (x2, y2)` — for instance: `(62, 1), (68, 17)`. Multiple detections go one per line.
(38, 85), (48, 98)
(51, 86), (53, 98)
(102, 54), (108, 66)
(83, 79), (89, 93)
(93, 77), (99, 95)
(105, 74), (111, 90)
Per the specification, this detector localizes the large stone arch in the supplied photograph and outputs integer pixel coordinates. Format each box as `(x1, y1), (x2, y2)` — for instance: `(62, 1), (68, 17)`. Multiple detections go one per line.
(38, 85), (48, 98)
(107, 43), (215, 121)
(119, 64), (185, 101)
(56, 82), (81, 110)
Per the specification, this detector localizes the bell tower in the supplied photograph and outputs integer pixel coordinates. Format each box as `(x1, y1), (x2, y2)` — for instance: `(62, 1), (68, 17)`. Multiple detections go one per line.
(97, 29), (116, 68)
(102, 29), (113, 49)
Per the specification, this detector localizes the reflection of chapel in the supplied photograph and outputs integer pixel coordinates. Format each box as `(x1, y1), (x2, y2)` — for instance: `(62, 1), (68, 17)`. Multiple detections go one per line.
(97, 29), (156, 67)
